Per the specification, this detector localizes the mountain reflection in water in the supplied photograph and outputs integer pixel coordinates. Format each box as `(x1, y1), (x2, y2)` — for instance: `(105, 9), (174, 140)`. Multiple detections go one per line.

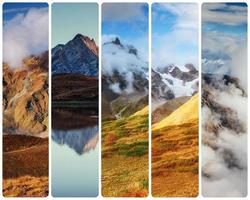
(52, 107), (98, 155)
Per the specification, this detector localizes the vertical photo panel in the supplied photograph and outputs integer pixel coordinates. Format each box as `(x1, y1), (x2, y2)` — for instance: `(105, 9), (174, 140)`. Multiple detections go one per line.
(202, 3), (248, 197)
(151, 3), (199, 197)
(2, 3), (49, 197)
(51, 3), (99, 197)
(101, 3), (149, 197)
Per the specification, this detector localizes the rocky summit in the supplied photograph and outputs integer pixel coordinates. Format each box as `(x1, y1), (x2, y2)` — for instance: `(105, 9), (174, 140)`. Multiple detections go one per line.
(52, 34), (98, 77)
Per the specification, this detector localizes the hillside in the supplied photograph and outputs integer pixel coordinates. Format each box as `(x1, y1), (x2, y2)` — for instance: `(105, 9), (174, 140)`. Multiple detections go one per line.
(52, 73), (98, 101)
(152, 93), (198, 130)
(3, 134), (48, 197)
(152, 96), (190, 123)
(102, 106), (149, 197)
(152, 94), (199, 197)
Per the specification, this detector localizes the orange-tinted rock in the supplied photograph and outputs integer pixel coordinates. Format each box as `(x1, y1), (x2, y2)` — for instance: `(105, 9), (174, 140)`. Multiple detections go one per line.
(3, 53), (48, 136)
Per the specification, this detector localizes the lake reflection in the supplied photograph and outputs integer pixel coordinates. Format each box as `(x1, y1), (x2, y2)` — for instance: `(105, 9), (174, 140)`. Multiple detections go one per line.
(52, 108), (98, 197)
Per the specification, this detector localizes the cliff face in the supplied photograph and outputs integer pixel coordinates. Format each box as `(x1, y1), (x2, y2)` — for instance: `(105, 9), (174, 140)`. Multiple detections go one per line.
(3, 52), (48, 137)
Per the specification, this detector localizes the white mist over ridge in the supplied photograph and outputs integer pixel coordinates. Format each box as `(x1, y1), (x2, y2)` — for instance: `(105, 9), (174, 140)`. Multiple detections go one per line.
(202, 75), (247, 197)
(3, 8), (48, 68)
(102, 36), (148, 95)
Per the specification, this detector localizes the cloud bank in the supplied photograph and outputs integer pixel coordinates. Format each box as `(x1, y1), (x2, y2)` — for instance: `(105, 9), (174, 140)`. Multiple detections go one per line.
(3, 8), (48, 68)
(202, 84), (247, 197)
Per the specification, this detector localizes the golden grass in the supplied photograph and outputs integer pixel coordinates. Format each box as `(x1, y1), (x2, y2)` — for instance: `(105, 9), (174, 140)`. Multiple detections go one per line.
(152, 93), (198, 130)
(152, 95), (199, 197)
(3, 176), (48, 197)
(102, 107), (149, 197)
(3, 134), (48, 197)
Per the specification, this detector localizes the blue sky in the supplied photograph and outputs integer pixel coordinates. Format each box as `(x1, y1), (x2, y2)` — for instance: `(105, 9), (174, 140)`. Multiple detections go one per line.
(102, 3), (148, 59)
(152, 3), (198, 69)
(202, 3), (247, 88)
(52, 3), (98, 47)
(3, 3), (48, 22)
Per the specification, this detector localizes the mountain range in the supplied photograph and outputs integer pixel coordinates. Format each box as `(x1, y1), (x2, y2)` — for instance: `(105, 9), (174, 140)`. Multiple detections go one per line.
(152, 64), (198, 101)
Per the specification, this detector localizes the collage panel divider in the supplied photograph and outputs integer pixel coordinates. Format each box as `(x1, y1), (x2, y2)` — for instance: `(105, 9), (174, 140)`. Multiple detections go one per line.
(201, 3), (248, 197)
(2, 2), (49, 197)
(51, 2), (99, 197)
(101, 2), (149, 197)
(151, 2), (199, 197)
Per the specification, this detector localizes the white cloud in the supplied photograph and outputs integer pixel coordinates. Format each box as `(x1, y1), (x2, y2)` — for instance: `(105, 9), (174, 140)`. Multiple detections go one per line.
(202, 82), (247, 197)
(202, 3), (247, 25)
(152, 3), (198, 69)
(102, 37), (147, 94)
(102, 3), (146, 22)
(3, 8), (48, 68)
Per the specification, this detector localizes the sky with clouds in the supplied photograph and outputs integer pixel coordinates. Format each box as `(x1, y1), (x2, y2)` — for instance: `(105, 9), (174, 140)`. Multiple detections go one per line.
(202, 3), (247, 89)
(152, 3), (198, 69)
(52, 3), (98, 47)
(3, 3), (48, 68)
(102, 3), (148, 60)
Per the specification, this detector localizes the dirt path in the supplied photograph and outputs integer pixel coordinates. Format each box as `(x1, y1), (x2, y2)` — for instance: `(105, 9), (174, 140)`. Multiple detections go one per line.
(3, 144), (46, 155)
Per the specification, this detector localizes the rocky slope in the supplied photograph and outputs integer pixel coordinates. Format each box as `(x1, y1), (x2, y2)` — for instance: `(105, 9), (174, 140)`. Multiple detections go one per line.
(3, 52), (48, 136)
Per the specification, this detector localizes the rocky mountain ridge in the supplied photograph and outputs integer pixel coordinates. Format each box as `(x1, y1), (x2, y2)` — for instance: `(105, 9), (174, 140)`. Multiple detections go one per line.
(52, 34), (98, 77)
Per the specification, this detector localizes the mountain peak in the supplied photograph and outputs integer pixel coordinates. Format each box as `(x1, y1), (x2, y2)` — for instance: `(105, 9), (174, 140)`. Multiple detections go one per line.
(52, 34), (98, 77)
(112, 37), (122, 46)
(73, 33), (85, 40)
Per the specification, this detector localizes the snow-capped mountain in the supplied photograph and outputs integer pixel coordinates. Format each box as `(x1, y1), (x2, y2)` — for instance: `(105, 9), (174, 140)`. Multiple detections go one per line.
(152, 64), (198, 101)
(52, 34), (98, 77)
(102, 37), (148, 95)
